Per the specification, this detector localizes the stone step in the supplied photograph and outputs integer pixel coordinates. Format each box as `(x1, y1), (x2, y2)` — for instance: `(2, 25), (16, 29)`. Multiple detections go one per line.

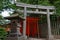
(28, 38), (46, 40)
(6, 37), (60, 40)
(6, 37), (17, 40)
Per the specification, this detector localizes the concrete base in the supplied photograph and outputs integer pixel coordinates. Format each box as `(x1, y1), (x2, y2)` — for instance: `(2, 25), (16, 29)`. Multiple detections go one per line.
(28, 38), (60, 40)
(46, 35), (54, 40)
(28, 38), (46, 40)
(6, 37), (17, 40)
(54, 35), (60, 39)
(6, 37), (60, 40)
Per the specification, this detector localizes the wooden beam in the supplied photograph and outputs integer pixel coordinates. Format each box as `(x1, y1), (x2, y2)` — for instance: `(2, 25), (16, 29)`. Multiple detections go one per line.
(16, 2), (55, 9)
(17, 9), (54, 14)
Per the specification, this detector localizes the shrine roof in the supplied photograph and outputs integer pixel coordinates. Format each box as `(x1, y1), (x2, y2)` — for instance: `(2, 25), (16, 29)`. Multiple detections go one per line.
(4, 14), (24, 20)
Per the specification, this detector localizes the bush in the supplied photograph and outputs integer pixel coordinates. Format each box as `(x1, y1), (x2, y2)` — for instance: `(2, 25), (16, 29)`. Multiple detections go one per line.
(0, 28), (7, 40)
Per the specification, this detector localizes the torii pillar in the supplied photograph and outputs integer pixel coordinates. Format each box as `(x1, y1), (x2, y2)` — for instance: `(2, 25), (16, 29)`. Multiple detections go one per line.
(23, 7), (27, 40)
(47, 9), (54, 40)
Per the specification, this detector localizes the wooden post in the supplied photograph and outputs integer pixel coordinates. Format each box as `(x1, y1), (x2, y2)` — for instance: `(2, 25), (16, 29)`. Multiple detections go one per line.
(23, 7), (27, 40)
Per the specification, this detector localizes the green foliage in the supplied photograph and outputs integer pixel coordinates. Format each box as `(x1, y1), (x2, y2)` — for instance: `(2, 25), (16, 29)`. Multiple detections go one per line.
(0, 0), (3, 10)
(0, 15), (3, 20)
(0, 0), (16, 11)
(0, 15), (10, 25)
(19, 0), (51, 5)
(54, 0), (60, 16)
(49, 0), (60, 15)
(0, 28), (7, 40)
(0, 0), (60, 15)
(38, 0), (51, 6)
(8, 4), (17, 10)
(50, 15), (57, 22)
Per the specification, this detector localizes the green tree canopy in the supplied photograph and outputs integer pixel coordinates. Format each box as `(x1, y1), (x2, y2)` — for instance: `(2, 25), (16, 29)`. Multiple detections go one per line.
(0, 15), (10, 25)
(19, 0), (51, 5)
(0, 0), (16, 12)
(0, 0), (60, 15)
(49, 0), (60, 15)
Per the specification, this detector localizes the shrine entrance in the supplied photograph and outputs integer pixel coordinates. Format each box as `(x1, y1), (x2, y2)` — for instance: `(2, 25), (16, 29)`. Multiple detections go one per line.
(26, 16), (40, 38)
(19, 14), (48, 38)
(16, 2), (55, 40)
(25, 14), (48, 38)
